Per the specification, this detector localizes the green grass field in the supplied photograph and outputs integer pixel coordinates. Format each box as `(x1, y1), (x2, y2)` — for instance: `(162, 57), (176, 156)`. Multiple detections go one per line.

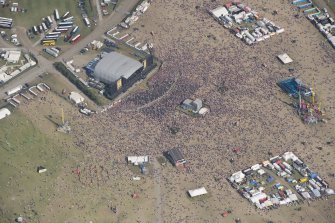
(0, 110), (79, 222)
(0, 0), (95, 43)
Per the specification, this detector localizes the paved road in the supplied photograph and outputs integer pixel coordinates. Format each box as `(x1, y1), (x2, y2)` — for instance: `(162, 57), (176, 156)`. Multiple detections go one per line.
(95, 0), (103, 22)
(0, 0), (140, 99)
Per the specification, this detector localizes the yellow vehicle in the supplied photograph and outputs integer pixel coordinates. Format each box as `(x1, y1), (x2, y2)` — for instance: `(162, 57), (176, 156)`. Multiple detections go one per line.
(41, 40), (55, 46)
(299, 177), (308, 183)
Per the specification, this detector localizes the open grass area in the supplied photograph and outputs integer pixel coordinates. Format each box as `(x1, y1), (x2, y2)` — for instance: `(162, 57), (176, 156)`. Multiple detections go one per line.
(0, 110), (79, 222)
(0, 0), (95, 44)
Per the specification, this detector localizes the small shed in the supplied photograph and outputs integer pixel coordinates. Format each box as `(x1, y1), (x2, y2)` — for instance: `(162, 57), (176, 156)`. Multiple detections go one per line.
(69, 92), (84, 104)
(277, 53), (293, 64)
(188, 187), (208, 197)
(166, 148), (186, 166)
(0, 108), (11, 120)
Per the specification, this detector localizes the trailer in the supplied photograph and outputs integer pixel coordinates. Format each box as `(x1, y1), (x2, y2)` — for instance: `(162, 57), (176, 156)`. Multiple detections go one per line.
(42, 22), (48, 31)
(6, 85), (23, 96)
(63, 16), (74, 22)
(54, 9), (60, 21)
(70, 34), (81, 44)
(44, 48), (58, 57)
(70, 26), (79, 35)
(62, 11), (70, 19)
(83, 17), (91, 27)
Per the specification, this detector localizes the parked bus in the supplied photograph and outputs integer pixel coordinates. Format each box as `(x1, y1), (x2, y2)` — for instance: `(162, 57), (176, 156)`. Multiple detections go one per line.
(57, 25), (73, 29)
(47, 16), (53, 24)
(42, 22), (48, 31)
(41, 40), (56, 46)
(50, 47), (60, 54)
(63, 16), (73, 22)
(62, 11), (70, 19)
(48, 31), (61, 35)
(44, 48), (58, 57)
(54, 9), (60, 21)
(83, 17), (90, 27)
(33, 26), (38, 34)
(0, 22), (12, 28)
(58, 21), (73, 26)
(70, 26), (79, 35)
(70, 34), (81, 44)
(0, 17), (13, 22)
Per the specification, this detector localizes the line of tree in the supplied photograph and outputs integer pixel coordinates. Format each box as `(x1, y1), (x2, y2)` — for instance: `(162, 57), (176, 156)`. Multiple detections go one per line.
(53, 62), (103, 105)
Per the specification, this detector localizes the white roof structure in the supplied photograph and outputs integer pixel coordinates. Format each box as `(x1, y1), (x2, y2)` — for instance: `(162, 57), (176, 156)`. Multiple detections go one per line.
(249, 192), (267, 204)
(188, 187), (208, 198)
(277, 53), (293, 64)
(288, 194), (298, 201)
(69, 92), (84, 104)
(0, 108), (11, 120)
(328, 36), (335, 47)
(325, 188), (334, 195)
(230, 171), (245, 183)
(301, 192), (311, 199)
(94, 52), (143, 84)
(4, 50), (21, 63)
(127, 156), (149, 165)
(282, 151), (298, 161)
(211, 6), (229, 18)
(198, 107), (209, 115)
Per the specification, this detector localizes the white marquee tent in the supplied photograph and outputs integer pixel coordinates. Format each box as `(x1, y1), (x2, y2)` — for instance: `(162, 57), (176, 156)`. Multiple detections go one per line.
(188, 187), (208, 198)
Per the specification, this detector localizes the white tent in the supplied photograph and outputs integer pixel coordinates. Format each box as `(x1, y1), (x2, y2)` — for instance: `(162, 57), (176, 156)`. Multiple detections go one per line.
(127, 156), (149, 165)
(0, 108), (11, 120)
(230, 171), (245, 183)
(69, 92), (84, 104)
(249, 192), (267, 203)
(282, 151), (298, 161)
(211, 6), (229, 18)
(4, 50), (21, 63)
(277, 53), (293, 64)
(188, 187), (208, 197)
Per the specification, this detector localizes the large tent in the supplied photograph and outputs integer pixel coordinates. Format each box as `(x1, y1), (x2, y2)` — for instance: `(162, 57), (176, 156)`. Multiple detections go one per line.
(211, 6), (229, 18)
(0, 108), (11, 120)
(69, 92), (84, 104)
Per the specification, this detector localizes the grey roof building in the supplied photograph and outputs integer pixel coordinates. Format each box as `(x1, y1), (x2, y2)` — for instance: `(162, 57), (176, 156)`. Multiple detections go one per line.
(94, 52), (143, 84)
(181, 98), (203, 113)
(166, 148), (186, 166)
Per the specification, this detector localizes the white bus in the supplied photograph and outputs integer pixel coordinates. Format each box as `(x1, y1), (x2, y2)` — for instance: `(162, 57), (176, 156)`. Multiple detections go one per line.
(83, 17), (90, 27)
